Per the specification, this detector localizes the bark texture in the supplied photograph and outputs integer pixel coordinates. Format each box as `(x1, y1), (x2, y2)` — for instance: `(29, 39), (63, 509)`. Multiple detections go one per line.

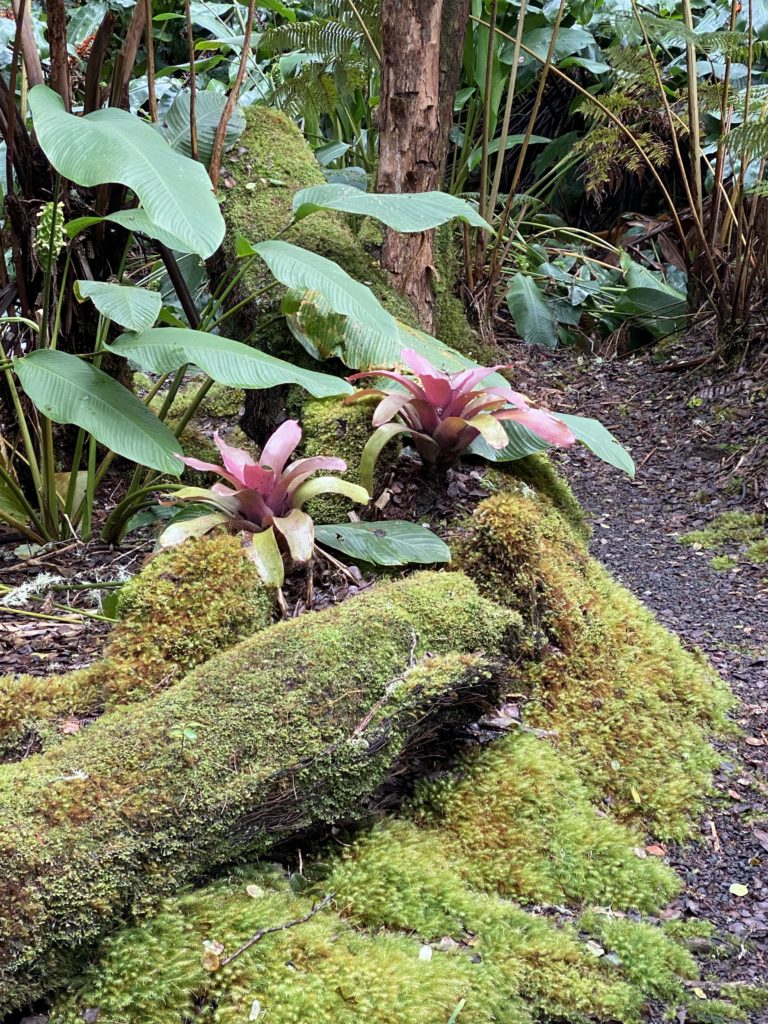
(0, 572), (515, 1012)
(377, 0), (443, 330)
(438, 0), (472, 182)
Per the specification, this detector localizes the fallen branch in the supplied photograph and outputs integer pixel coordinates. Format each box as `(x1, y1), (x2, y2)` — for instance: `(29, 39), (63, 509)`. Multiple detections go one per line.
(218, 893), (335, 969)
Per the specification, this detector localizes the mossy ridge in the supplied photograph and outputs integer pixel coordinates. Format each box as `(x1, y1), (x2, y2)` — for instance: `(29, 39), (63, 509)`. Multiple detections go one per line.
(0, 572), (516, 1011)
(680, 510), (768, 569)
(457, 491), (734, 838)
(0, 535), (274, 760)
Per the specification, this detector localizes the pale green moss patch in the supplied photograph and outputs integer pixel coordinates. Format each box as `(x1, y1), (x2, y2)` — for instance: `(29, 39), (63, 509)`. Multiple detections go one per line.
(680, 511), (767, 569)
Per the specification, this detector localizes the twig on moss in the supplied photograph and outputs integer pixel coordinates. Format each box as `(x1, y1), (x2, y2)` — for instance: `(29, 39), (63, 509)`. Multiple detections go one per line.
(218, 893), (335, 969)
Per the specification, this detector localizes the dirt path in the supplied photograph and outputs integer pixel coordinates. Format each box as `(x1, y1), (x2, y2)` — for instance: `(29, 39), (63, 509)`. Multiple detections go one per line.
(542, 350), (768, 1006)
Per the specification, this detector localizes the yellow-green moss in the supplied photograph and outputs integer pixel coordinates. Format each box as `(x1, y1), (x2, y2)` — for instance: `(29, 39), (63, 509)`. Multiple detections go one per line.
(0, 572), (516, 1011)
(0, 535), (274, 759)
(294, 393), (398, 521)
(680, 510), (768, 568)
(485, 456), (588, 537)
(215, 107), (416, 358)
(46, 739), (715, 1024)
(409, 733), (679, 912)
(457, 492), (734, 838)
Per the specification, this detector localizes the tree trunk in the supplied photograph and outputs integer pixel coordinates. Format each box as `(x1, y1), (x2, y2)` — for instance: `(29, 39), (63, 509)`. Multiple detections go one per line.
(438, 0), (471, 183)
(377, 0), (443, 331)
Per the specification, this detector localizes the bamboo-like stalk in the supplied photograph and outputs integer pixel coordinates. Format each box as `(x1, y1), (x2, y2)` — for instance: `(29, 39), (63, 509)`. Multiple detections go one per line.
(145, 0), (158, 122)
(470, 18), (689, 249)
(209, 0), (258, 188)
(478, 0), (499, 223)
(488, 0), (529, 216)
(347, 0), (381, 63)
(184, 0), (199, 161)
(681, 0), (704, 224)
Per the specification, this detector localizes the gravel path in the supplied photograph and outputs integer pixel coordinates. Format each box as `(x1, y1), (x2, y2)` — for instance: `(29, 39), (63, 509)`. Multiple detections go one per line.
(547, 350), (768, 1009)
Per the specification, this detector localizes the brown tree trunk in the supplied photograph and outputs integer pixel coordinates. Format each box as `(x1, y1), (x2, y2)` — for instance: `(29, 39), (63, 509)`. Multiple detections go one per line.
(438, 0), (471, 182)
(377, 0), (443, 331)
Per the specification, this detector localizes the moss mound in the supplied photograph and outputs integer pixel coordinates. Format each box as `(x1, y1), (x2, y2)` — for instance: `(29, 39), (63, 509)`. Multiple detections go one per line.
(457, 490), (733, 837)
(0, 536), (274, 759)
(48, 734), (736, 1024)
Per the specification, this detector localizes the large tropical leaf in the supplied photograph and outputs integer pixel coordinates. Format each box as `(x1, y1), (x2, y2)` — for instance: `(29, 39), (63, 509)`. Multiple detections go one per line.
(505, 274), (559, 349)
(162, 90), (245, 165)
(285, 290), (507, 387)
(315, 520), (451, 566)
(471, 414), (634, 476)
(557, 414), (635, 476)
(14, 350), (184, 476)
(107, 327), (352, 399)
(28, 85), (224, 259)
(292, 184), (493, 233)
(75, 281), (162, 333)
(248, 240), (399, 340)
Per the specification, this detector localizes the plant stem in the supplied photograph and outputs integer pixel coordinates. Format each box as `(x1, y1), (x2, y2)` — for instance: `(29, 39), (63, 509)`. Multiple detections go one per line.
(489, 0), (529, 216)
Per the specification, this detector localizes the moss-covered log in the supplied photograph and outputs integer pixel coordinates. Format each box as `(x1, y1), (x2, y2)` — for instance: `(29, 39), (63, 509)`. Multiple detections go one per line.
(0, 571), (516, 1012)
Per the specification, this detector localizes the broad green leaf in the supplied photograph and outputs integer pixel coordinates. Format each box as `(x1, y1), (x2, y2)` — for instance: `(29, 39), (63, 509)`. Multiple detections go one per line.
(29, 85), (224, 259)
(314, 140), (350, 165)
(162, 90), (245, 165)
(0, 476), (30, 524)
(505, 274), (559, 349)
(292, 184), (493, 233)
(251, 240), (398, 340)
(159, 511), (229, 547)
(315, 520), (452, 566)
(472, 413), (634, 476)
(558, 414), (635, 477)
(107, 327), (352, 399)
(14, 350), (184, 476)
(65, 211), (194, 252)
(613, 287), (687, 336)
(75, 281), (162, 333)
(286, 290), (507, 387)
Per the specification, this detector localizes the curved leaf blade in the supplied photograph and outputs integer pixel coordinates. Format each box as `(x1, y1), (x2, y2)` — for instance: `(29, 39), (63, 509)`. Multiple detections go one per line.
(107, 327), (353, 399)
(253, 240), (399, 340)
(162, 90), (245, 165)
(315, 520), (452, 566)
(557, 413), (635, 477)
(292, 184), (493, 233)
(29, 85), (224, 259)
(505, 274), (559, 349)
(75, 281), (162, 333)
(14, 350), (184, 476)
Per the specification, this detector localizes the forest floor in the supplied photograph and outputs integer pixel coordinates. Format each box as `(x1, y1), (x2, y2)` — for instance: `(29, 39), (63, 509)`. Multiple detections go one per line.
(516, 340), (768, 1004)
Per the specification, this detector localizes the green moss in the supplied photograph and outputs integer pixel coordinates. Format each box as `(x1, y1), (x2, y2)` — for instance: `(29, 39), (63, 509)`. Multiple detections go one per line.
(711, 554), (738, 571)
(410, 733), (679, 912)
(295, 394), (398, 521)
(0, 572), (516, 1011)
(47, 736), (709, 1024)
(680, 511), (767, 569)
(0, 536), (274, 759)
(215, 107), (416, 358)
(581, 911), (696, 1000)
(485, 456), (588, 538)
(457, 492), (733, 838)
